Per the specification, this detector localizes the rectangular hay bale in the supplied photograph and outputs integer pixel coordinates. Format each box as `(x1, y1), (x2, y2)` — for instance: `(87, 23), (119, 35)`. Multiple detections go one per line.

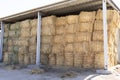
(74, 53), (83, 68)
(90, 41), (103, 52)
(65, 43), (74, 53)
(41, 35), (53, 44)
(65, 34), (75, 43)
(74, 42), (89, 53)
(52, 44), (64, 54)
(94, 52), (104, 69)
(55, 26), (65, 35)
(42, 16), (56, 26)
(41, 43), (52, 54)
(56, 17), (66, 26)
(93, 31), (103, 41)
(54, 35), (65, 44)
(56, 54), (64, 66)
(41, 54), (49, 65)
(67, 15), (78, 24)
(20, 20), (30, 28)
(49, 54), (56, 66)
(64, 53), (74, 67)
(75, 32), (91, 42)
(77, 22), (93, 32)
(65, 24), (77, 34)
(83, 54), (95, 68)
(79, 11), (96, 22)
(42, 24), (55, 36)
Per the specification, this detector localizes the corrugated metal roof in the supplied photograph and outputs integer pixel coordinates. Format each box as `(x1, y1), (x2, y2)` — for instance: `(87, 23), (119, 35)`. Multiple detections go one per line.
(0, 0), (119, 23)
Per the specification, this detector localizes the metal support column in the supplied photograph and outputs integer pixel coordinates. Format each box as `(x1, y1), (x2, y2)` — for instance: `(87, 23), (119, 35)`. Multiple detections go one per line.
(103, 0), (108, 70)
(0, 21), (4, 61)
(36, 12), (41, 65)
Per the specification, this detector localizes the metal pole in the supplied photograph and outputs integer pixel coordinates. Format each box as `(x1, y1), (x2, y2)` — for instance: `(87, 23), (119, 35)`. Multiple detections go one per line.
(103, 0), (108, 70)
(36, 12), (41, 65)
(0, 21), (4, 61)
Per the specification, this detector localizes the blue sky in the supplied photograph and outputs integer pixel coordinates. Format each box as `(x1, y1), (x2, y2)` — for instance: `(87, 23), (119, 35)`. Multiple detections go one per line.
(0, 0), (120, 18)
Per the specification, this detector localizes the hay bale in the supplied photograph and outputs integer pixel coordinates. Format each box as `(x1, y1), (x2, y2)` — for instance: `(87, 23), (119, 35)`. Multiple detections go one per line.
(3, 52), (9, 64)
(18, 53), (24, 65)
(94, 52), (104, 69)
(74, 42), (89, 53)
(4, 32), (9, 38)
(79, 11), (96, 22)
(42, 16), (56, 26)
(77, 22), (93, 32)
(90, 41), (103, 52)
(65, 34), (75, 43)
(42, 36), (53, 44)
(10, 22), (20, 30)
(83, 54), (95, 68)
(24, 54), (30, 65)
(17, 39), (29, 46)
(64, 53), (74, 67)
(3, 38), (8, 45)
(56, 26), (65, 35)
(8, 39), (13, 46)
(30, 53), (36, 64)
(42, 24), (55, 36)
(41, 44), (52, 54)
(29, 37), (36, 45)
(52, 44), (64, 54)
(30, 68), (44, 74)
(49, 53), (56, 66)
(41, 54), (49, 65)
(56, 54), (64, 66)
(30, 19), (37, 27)
(13, 39), (19, 45)
(67, 15), (78, 24)
(29, 45), (36, 53)
(74, 53), (83, 68)
(20, 20), (30, 28)
(94, 20), (111, 31)
(4, 24), (10, 32)
(8, 46), (13, 52)
(13, 46), (19, 52)
(65, 43), (74, 53)
(54, 35), (65, 44)
(19, 46), (28, 53)
(65, 24), (77, 34)
(21, 28), (31, 38)
(56, 17), (66, 26)
(9, 31), (16, 37)
(93, 31), (103, 41)
(96, 9), (119, 23)
(94, 20), (103, 31)
(75, 32), (91, 42)
(31, 27), (37, 37)
(3, 45), (8, 52)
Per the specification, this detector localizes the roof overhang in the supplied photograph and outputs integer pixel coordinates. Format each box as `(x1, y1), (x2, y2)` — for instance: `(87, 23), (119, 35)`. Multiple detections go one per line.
(0, 0), (120, 23)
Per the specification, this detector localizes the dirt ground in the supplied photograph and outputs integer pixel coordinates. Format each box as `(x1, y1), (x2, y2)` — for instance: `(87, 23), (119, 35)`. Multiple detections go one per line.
(0, 64), (120, 80)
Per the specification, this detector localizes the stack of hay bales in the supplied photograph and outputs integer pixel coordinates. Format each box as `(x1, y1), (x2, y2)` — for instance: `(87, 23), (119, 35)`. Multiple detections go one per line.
(3, 22), (20, 64)
(77, 11), (96, 68)
(55, 17), (66, 66)
(93, 9), (120, 68)
(3, 24), (9, 64)
(41, 16), (56, 65)
(29, 19), (37, 64)
(3, 19), (37, 65)
(3, 9), (120, 69)
(64, 15), (78, 67)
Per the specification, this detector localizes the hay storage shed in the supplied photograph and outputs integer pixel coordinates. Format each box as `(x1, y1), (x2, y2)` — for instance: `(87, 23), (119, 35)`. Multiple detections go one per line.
(0, 0), (120, 70)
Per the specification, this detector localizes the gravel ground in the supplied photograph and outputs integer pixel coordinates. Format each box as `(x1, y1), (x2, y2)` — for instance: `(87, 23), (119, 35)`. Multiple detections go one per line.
(0, 64), (120, 80)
